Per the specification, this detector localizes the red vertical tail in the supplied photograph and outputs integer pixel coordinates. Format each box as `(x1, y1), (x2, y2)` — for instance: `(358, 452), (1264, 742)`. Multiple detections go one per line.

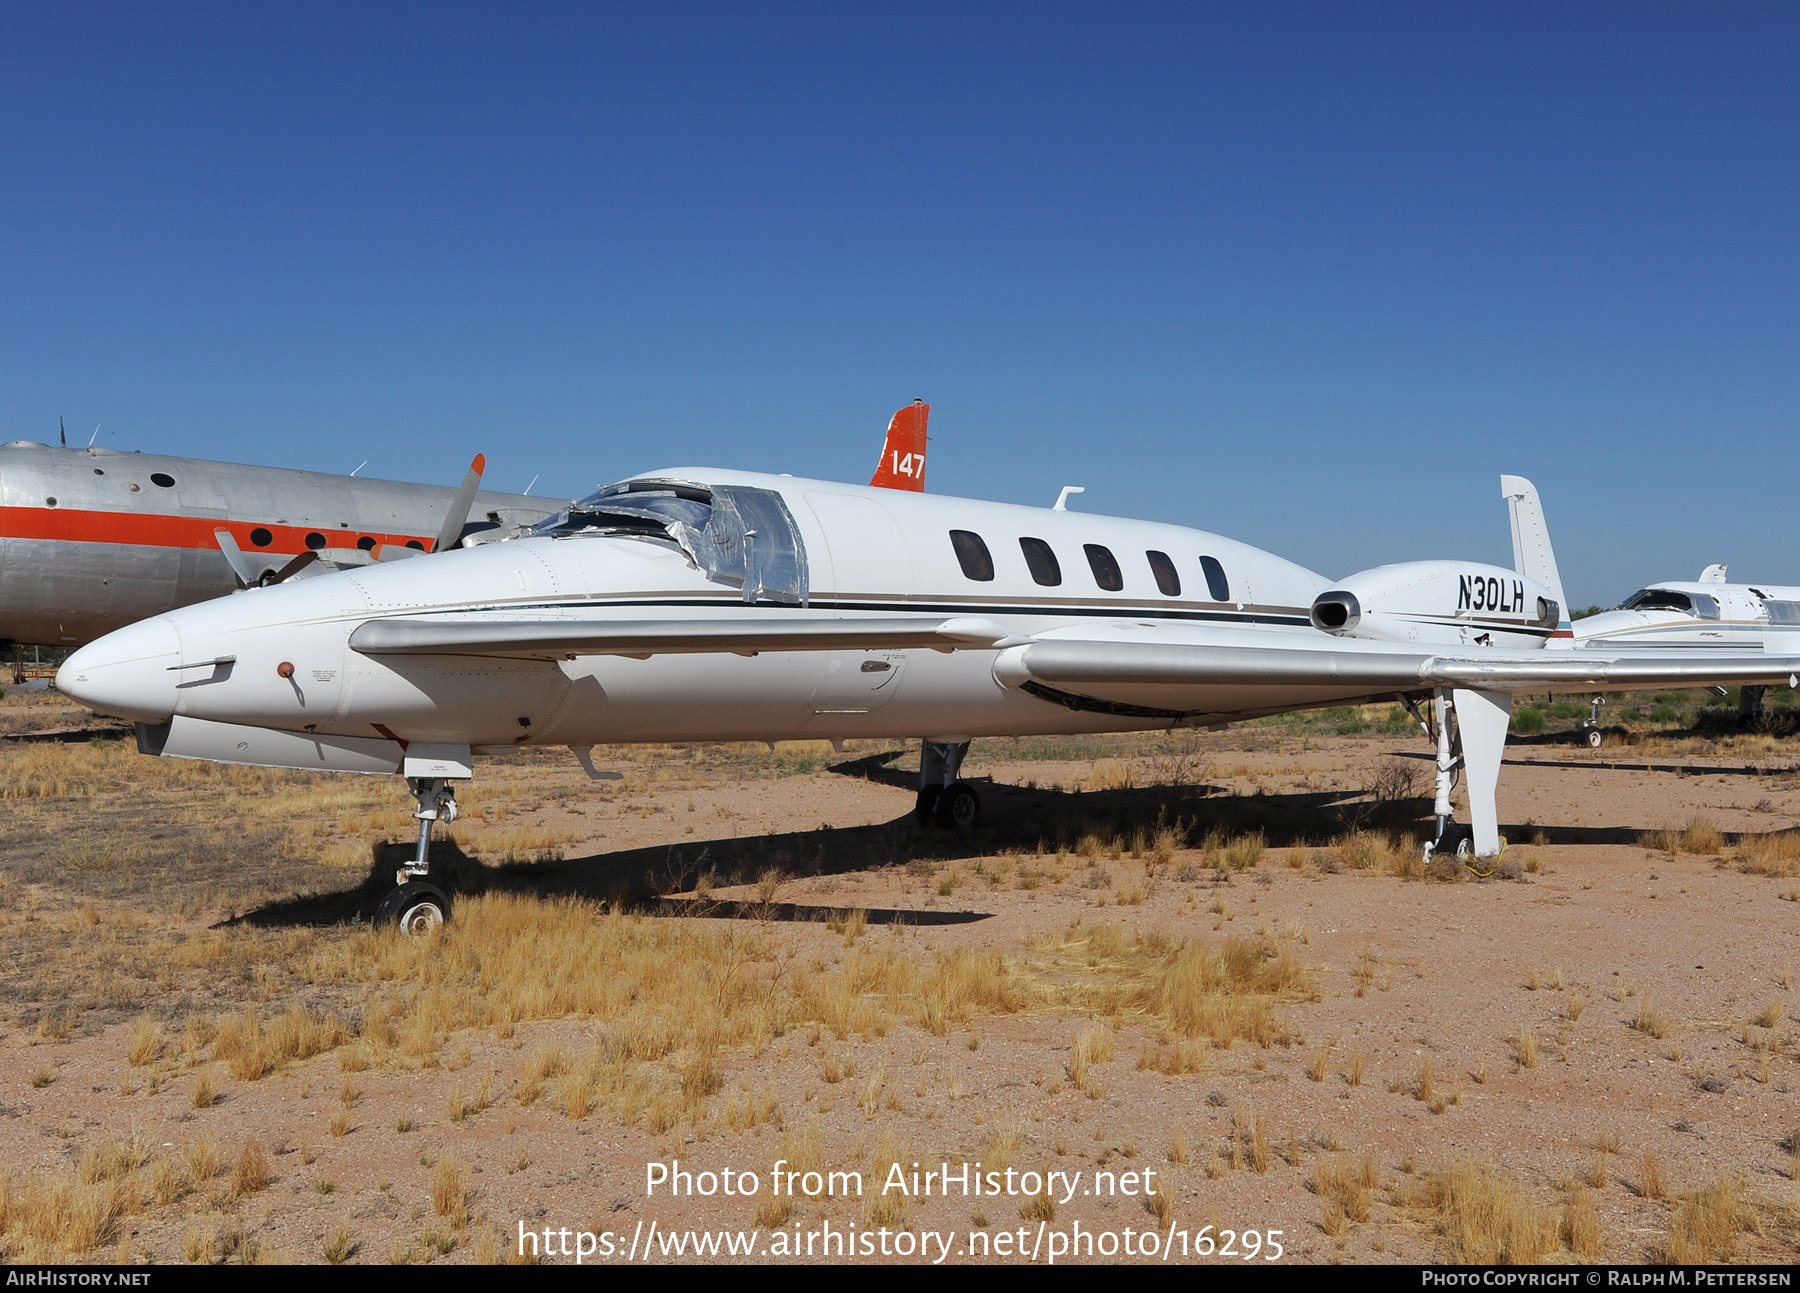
(869, 400), (929, 491)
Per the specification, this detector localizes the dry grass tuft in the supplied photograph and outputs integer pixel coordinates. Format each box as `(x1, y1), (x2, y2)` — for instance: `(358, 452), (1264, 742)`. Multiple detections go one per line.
(1663, 1178), (1760, 1263)
(126, 1017), (161, 1067)
(1561, 1182), (1600, 1260)
(1732, 830), (1800, 877)
(323, 1220), (354, 1264)
(230, 1142), (270, 1198)
(13, 1172), (120, 1255)
(1311, 1153), (1376, 1226)
(1146, 1176), (1174, 1230)
(1410, 1161), (1558, 1264)
(1069, 1026), (1114, 1096)
(1640, 1146), (1666, 1201)
(431, 1158), (470, 1228)
(1641, 818), (1725, 856)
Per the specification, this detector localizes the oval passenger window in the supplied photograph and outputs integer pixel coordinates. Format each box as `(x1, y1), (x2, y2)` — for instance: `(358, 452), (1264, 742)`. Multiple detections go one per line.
(949, 530), (995, 582)
(1200, 555), (1231, 602)
(1084, 544), (1123, 592)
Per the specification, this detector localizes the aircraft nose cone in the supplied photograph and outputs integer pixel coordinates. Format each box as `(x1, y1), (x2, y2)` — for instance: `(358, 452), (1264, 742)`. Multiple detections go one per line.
(57, 617), (182, 723)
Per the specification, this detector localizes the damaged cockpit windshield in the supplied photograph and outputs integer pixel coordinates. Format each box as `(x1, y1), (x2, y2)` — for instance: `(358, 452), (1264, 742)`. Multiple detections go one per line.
(533, 480), (809, 605)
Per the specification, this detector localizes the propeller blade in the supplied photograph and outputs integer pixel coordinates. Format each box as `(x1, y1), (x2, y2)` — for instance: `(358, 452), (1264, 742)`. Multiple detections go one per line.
(269, 550), (319, 584)
(431, 453), (487, 553)
(213, 529), (257, 589)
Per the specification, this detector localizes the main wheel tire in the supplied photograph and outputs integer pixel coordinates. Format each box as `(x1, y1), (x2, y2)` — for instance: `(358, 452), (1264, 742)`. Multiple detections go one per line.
(936, 782), (981, 831)
(914, 785), (943, 824)
(1585, 727), (1604, 749)
(376, 881), (451, 935)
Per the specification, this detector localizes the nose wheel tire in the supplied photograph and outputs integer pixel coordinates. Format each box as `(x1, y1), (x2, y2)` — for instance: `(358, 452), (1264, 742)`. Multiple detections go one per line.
(376, 881), (451, 935)
(936, 782), (981, 831)
(1584, 727), (1604, 749)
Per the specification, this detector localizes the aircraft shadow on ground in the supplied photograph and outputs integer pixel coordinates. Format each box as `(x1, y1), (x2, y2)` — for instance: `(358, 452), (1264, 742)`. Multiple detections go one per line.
(226, 748), (1798, 931)
(2, 726), (132, 745)
(1391, 746), (1798, 779)
(228, 755), (1370, 930)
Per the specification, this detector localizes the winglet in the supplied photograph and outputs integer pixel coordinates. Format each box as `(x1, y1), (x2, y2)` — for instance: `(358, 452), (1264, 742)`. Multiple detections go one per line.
(1500, 475), (1571, 639)
(869, 400), (928, 491)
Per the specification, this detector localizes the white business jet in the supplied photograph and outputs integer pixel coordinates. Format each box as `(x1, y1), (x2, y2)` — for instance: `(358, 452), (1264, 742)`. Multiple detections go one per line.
(1576, 566), (1800, 655)
(56, 459), (1800, 931)
(1563, 565), (1800, 739)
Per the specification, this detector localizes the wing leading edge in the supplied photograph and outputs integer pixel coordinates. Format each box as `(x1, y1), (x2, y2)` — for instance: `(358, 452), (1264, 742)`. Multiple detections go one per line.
(997, 638), (1800, 699)
(348, 615), (1020, 659)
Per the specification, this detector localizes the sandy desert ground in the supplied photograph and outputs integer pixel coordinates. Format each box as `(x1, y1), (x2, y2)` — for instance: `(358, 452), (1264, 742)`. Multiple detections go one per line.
(1, 686), (1797, 1265)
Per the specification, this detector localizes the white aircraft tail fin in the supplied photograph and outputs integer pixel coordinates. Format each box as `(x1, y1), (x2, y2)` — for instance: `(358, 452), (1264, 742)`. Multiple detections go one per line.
(1699, 563), (1728, 583)
(1500, 475), (1572, 641)
(870, 400), (929, 491)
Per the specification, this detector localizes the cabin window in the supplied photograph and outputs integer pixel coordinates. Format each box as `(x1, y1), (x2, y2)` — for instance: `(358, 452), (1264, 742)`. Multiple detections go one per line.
(44, 496), (57, 507)
(1084, 544), (1123, 592)
(1692, 593), (1720, 621)
(150, 472), (175, 488)
(1621, 589), (1693, 613)
(1020, 537), (1061, 586)
(250, 527), (273, 547)
(304, 532), (326, 550)
(1766, 601), (1800, 626)
(1200, 555), (1230, 602)
(950, 530), (995, 582)
(1146, 550), (1180, 596)
(356, 536), (376, 551)
(404, 539), (426, 551)
(537, 480), (809, 605)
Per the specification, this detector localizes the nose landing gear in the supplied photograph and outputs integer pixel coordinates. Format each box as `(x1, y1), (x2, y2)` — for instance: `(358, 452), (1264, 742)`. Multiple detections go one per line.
(374, 776), (457, 933)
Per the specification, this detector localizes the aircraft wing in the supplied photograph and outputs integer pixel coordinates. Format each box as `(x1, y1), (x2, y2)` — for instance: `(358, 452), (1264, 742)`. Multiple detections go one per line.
(1006, 639), (1800, 692)
(348, 614), (1019, 659)
(992, 629), (1800, 719)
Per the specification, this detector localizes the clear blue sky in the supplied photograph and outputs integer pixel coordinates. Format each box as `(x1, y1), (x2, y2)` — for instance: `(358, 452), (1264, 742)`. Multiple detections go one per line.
(4, 3), (1796, 606)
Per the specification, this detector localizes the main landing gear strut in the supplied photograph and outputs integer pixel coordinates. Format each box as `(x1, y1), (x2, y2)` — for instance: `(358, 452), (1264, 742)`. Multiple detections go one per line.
(1416, 686), (1513, 870)
(916, 739), (980, 830)
(374, 776), (457, 934)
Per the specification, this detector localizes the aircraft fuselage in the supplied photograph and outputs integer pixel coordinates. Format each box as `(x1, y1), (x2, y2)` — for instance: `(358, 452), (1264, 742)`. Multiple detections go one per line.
(0, 440), (557, 647)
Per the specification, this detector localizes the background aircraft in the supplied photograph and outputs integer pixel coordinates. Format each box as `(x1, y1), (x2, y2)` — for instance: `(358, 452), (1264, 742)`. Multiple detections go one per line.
(1569, 565), (1800, 737)
(57, 458), (1800, 933)
(1, 404), (928, 676)
(0, 438), (558, 664)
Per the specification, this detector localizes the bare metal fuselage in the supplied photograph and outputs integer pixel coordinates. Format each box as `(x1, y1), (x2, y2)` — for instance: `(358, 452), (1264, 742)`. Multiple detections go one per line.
(0, 441), (558, 647)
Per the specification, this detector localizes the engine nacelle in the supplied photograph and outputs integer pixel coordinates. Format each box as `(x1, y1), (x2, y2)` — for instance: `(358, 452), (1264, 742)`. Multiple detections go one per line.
(1311, 561), (1560, 647)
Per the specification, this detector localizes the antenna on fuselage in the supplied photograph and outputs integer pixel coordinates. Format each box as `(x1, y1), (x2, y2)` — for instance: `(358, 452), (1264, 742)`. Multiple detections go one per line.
(1053, 486), (1084, 511)
(59, 416), (66, 448)
(522, 474), (540, 497)
(350, 461), (368, 477)
(85, 423), (100, 448)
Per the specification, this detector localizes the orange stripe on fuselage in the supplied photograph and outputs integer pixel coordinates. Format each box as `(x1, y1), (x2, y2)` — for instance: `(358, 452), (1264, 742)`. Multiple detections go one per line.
(0, 506), (433, 553)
